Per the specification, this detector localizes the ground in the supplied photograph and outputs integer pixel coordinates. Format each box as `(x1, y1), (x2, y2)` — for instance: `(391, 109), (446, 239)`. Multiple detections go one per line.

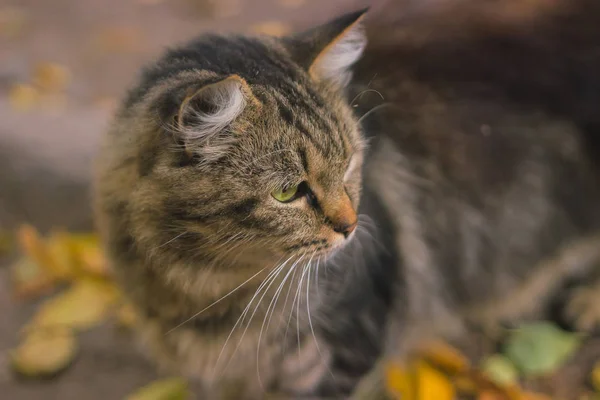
(1, 0), (598, 399)
(0, 0), (363, 398)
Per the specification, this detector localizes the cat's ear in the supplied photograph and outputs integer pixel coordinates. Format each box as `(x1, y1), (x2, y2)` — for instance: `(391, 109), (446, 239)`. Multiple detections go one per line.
(287, 9), (368, 86)
(176, 75), (253, 161)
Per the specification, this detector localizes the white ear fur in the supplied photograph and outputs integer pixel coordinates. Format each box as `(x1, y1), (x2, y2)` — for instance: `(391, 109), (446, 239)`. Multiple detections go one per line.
(179, 76), (247, 142)
(309, 20), (367, 86)
(177, 76), (247, 163)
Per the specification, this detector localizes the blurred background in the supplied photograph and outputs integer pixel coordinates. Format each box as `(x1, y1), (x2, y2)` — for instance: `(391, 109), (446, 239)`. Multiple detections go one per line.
(0, 0), (370, 398)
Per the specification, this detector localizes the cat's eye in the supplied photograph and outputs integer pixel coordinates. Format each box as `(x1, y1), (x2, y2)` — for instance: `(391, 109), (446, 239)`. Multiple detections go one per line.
(271, 185), (299, 203)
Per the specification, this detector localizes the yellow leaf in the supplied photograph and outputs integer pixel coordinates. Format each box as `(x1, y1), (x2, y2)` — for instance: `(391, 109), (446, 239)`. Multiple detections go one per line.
(454, 375), (477, 395)
(385, 361), (416, 399)
(116, 302), (141, 330)
(126, 377), (189, 400)
(11, 257), (55, 300)
(66, 233), (110, 277)
(520, 392), (552, 400)
(592, 361), (600, 392)
(417, 340), (470, 374)
(478, 390), (506, 400)
(30, 278), (119, 331)
(9, 83), (39, 111)
(10, 327), (77, 378)
(249, 21), (292, 37)
(33, 62), (70, 93)
(44, 230), (79, 280)
(415, 360), (455, 400)
(0, 229), (13, 255)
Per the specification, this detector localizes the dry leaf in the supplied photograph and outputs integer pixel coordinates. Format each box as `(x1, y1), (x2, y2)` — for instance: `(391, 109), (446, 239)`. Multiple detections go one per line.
(33, 62), (70, 92)
(478, 390), (507, 400)
(0, 229), (13, 255)
(520, 392), (552, 400)
(9, 84), (40, 111)
(44, 230), (78, 280)
(416, 360), (455, 400)
(10, 327), (77, 378)
(454, 375), (478, 395)
(126, 377), (189, 400)
(11, 257), (55, 300)
(250, 21), (292, 37)
(592, 361), (600, 392)
(30, 278), (119, 331)
(481, 354), (518, 387)
(385, 359), (455, 400)
(68, 233), (111, 278)
(386, 361), (416, 399)
(417, 340), (470, 374)
(116, 302), (140, 330)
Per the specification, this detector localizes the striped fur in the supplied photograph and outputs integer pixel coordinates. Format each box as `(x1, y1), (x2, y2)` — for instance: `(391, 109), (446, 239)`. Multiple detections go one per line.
(94, 1), (600, 398)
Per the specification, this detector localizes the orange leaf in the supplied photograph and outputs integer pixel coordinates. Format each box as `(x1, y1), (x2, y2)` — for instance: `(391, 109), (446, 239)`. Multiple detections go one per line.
(385, 361), (416, 399)
(415, 360), (455, 400)
(417, 340), (470, 374)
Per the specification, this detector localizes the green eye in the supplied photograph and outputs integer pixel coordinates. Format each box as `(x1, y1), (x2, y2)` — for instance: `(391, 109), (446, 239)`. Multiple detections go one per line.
(271, 185), (299, 203)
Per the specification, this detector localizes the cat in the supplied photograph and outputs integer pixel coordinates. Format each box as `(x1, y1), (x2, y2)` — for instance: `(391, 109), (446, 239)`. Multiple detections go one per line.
(93, 0), (600, 398)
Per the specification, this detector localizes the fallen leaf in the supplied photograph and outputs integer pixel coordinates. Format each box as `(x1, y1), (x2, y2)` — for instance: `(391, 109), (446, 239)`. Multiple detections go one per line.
(481, 354), (518, 387)
(504, 322), (581, 377)
(8, 83), (39, 111)
(0, 229), (13, 255)
(454, 375), (478, 395)
(385, 361), (416, 399)
(478, 390), (506, 400)
(10, 327), (77, 378)
(116, 302), (140, 330)
(44, 230), (78, 280)
(126, 377), (189, 400)
(68, 233), (111, 277)
(11, 257), (55, 300)
(33, 62), (70, 92)
(30, 278), (119, 331)
(416, 360), (455, 400)
(249, 21), (292, 37)
(591, 361), (600, 392)
(417, 340), (470, 374)
(520, 392), (552, 400)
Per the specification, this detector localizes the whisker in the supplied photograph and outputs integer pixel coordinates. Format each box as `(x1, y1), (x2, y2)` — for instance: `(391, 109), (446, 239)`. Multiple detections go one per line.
(256, 254), (305, 389)
(165, 264), (269, 334)
(306, 251), (335, 380)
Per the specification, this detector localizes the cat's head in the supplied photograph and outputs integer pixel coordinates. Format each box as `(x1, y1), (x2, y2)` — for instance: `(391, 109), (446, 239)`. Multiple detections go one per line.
(116, 10), (368, 268)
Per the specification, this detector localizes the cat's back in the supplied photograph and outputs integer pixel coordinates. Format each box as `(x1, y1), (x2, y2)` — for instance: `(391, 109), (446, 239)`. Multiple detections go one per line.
(354, 0), (600, 200)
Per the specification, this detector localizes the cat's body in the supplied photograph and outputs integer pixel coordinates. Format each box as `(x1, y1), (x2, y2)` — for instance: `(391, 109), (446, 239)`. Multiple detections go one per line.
(94, 1), (600, 398)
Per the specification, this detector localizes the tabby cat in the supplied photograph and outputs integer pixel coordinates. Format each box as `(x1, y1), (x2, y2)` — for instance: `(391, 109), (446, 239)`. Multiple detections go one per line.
(93, 0), (600, 398)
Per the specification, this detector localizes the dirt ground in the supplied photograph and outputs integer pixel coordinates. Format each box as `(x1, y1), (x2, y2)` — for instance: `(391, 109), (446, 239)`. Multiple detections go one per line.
(0, 0), (367, 398)
(3, 0), (600, 399)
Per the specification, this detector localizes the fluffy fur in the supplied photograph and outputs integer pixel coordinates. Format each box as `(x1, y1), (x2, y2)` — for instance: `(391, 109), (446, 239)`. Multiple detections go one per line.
(94, 1), (600, 398)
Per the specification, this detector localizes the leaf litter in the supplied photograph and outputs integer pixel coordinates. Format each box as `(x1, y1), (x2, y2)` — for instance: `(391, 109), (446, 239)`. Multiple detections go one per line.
(7, 224), (600, 398)
(8, 224), (186, 398)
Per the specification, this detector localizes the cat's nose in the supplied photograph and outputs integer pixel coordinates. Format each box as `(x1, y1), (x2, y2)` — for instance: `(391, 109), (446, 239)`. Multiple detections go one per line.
(333, 220), (358, 238)
(323, 192), (357, 239)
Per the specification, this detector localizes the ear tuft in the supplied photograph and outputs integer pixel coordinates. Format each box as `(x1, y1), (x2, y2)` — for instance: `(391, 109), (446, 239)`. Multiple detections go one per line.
(177, 75), (247, 142)
(308, 14), (367, 86)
